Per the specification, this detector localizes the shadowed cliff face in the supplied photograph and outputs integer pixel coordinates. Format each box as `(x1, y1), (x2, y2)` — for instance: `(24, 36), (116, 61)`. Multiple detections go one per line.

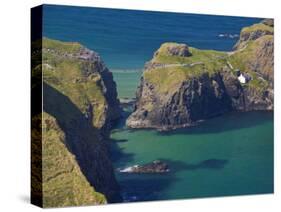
(33, 112), (107, 207)
(43, 82), (121, 203)
(127, 20), (274, 130)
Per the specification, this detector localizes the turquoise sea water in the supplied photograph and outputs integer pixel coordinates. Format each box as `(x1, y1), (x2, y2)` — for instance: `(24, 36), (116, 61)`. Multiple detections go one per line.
(111, 70), (142, 99)
(43, 5), (273, 202)
(111, 108), (273, 201)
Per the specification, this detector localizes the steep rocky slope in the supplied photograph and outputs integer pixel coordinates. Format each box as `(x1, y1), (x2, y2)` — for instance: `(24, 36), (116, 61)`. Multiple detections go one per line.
(31, 38), (122, 207)
(32, 113), (106, 207)
(127, 20), (273, 130)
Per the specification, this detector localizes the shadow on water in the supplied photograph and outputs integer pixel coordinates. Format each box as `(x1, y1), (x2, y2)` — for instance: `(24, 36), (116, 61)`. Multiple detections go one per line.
(111, 109), (132, 131)
(111, 104), (273, 137)
(114, 139), (129, 143)
(185, 159), (228, 170)
(110, 108), (136, 163)
(114, 158), (228, 202)
(158, 158), (229, 171)
(158, 111), (273, 136)
(110, 138), (135, 164)
(118, 175), (177, 202)
(109, 105), (270, 202)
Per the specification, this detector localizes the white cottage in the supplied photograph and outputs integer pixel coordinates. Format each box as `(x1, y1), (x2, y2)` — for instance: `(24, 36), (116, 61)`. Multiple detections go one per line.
(238, 74), (246, 84)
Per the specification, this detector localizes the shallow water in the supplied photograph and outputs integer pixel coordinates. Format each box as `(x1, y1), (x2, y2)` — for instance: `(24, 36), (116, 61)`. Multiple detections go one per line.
(110, 110), (273, 201)
(111, 70), (142, 99)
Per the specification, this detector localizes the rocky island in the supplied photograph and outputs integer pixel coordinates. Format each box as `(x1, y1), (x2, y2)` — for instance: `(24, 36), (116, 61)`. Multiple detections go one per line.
(127, 19), (274, 130)
(32, 38), (122, 207)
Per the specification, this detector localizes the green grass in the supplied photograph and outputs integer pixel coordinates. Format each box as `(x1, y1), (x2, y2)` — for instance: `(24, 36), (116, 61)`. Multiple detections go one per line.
(42, 37), (82, 54)
(41, 38), (107, 128)
(229, 35), (273, 72)
(40, 113), (106, 207)
(234, 22), (273, 50)
(248, 73), (269, 94)
(228, 35), (273, 94)
(144, 39), (271, 95)
(144, 43), (228, 93)
(153, 44), (227, 65)
(241, 23), (273, 34)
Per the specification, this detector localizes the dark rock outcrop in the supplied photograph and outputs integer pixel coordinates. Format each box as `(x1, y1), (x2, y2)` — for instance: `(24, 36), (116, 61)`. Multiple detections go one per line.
(159, 43), (192, 57)
(262, 18), (274, 27)
(222, 69), (273, 111)
(128, 72), (232, 130)
(118, 160), (170, 173)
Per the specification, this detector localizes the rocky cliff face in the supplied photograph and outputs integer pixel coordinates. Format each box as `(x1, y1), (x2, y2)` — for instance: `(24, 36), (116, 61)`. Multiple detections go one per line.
(127, 20), (274, 130)
(32, 38), (122, 207)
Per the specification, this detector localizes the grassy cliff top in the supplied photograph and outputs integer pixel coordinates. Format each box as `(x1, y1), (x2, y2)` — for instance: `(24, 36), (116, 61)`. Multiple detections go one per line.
(42, 37), (82, 54)
(144, 34), (272, 95)
(38, 38), (108, 128)
(241, 22), (273, 34)
(152, 42), (226, 65)
(144, 43), (228, 93)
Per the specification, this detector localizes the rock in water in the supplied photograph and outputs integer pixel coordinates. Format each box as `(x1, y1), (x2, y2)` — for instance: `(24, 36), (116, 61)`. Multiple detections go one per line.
(119, 160), (170, 173)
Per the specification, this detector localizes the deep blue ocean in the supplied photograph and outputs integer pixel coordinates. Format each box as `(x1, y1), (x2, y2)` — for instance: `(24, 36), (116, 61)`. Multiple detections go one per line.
(43, 4), (262, 70)
(42, 5), (273, 202)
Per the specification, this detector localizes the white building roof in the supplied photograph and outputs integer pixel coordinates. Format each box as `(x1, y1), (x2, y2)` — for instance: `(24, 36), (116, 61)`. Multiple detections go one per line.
(238, 74), (246, 84)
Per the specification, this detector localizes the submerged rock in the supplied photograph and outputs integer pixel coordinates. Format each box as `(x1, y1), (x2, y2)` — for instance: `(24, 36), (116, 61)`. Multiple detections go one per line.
(118, 160), (170, 173)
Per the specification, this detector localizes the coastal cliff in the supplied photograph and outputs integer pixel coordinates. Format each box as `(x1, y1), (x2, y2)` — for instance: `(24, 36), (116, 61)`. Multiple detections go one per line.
(127, 20), (273, 130)
(31, 38), (122, 207)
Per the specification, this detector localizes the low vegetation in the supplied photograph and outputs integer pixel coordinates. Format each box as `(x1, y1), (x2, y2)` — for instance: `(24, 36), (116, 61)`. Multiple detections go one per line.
(144, 33), (272, 95)
(41, 38), (107, 128)
(145, 43), (228, 93)
(241, 22), (273, 34)
(41, 113), (106, 207)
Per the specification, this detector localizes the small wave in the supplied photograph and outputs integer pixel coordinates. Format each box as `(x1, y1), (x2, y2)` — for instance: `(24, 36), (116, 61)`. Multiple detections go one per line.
(218, 33), (239, 39)
(122, 193), (139, 202)
(118, 165), (139, 173)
